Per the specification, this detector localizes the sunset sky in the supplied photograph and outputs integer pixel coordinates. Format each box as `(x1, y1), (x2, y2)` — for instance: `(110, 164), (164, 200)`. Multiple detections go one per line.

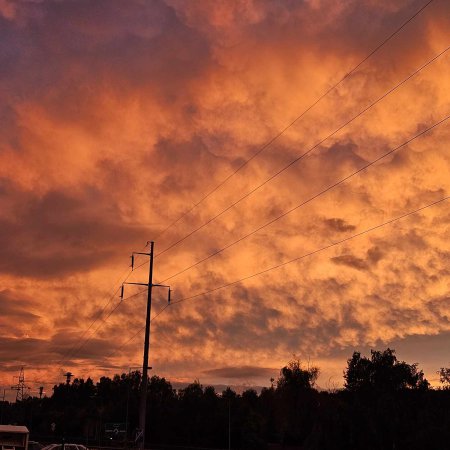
(0, 0), (449, 400)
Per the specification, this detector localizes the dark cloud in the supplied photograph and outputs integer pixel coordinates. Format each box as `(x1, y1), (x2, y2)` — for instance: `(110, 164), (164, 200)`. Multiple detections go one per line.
(0, 290), (41, 337)
(426, 295), (450, 327)
(0, 184), (152, 278)
(331, 254), (368, 270)
(203, 365), (277, 379)
(0, 336), (51, 370)
(0, 329), (119, 371)
(0, 0), (212, 140)
(331, 245), (384, 271)
(0, 290), (40, 321)
(50, 335), (118, 363)
(324, 218), (357, 233)
(367, 246), (384, 264)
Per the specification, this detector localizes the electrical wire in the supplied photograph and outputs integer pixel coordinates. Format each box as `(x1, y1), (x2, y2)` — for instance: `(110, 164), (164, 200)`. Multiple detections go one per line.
(153, 0), (435, 243)
(103, 195), (449, 359)
(158, 113), (449, 283)
(60, 285), (167, 366)
(155, 45), (449, 259)
(168, 195), (449, 305)
(57, 243), (150, 367)
(105, 304), (170, 359)
(58, 299), (125, 367)
(58, 0), (439, 368)
(56, 274), (129, 367)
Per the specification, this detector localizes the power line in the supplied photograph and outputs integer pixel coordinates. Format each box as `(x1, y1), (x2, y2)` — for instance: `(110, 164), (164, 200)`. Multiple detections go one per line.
(105, 304), (169, 359)
(158, 114), (449, 283)
(170, 195), (449, 306)
(153, 0), (435, 242)
(56, 276), (129, 367)
(155, 45), (449, 259)
(60, 0), (439, 369)
(56, 243), (150, 367)
(58, 299), (126, 368)
(103, 195), (448, 358)
(59, 278), (169, 367)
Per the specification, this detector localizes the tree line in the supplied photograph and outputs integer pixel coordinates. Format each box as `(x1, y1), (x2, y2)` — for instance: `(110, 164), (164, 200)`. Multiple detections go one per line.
(2, 348), (450, 450)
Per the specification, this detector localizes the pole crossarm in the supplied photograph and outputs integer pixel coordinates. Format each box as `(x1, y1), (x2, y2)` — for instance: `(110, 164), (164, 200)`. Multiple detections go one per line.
(130, 252), (152, 271)
(120, 282), (171, 301)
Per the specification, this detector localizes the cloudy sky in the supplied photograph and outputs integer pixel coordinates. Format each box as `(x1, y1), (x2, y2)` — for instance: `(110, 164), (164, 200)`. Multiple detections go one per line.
(0, 0), (449, 399)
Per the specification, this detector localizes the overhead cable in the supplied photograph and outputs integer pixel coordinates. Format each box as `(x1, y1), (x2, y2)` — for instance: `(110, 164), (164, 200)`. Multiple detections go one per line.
(156, 46), (449, 259)
(104, 195), (449, 358)
(170, 195), (449, 305)
(159, 113), (449, 283)
(153, 0), (435, 242)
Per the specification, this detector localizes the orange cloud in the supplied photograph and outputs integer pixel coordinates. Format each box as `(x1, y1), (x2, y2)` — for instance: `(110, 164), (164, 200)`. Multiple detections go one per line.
(0, 0), (449, 396)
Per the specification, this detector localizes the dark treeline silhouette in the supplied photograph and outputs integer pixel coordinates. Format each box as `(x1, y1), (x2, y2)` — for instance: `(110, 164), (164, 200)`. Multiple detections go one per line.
(2, 349), (450, 450)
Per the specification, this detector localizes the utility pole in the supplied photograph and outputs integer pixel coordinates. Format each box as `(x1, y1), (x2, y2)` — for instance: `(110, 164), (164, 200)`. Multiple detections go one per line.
(0, 389), (5, 424)
(120, 241), (171, 450)
(64, 372), (73, 385)
(228, 398), (231, 450)
(62, 372), (73, 450)
(140, 240), (153, 450)
(125, 366), (143, 449)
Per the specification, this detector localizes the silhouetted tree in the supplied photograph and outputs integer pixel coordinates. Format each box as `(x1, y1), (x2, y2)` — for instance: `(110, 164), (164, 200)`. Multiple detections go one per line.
(344, 348), (429, 391)
(276, 359), (320, 447)
(146, 375), (176, 444)
(438, 366), (450, 388)
(341, 349), (431, 450)
(259, 384), (277, 444)
(7, 350), (450, 450)
(240, 389), (266, 449)
(277, 359), (319, 390)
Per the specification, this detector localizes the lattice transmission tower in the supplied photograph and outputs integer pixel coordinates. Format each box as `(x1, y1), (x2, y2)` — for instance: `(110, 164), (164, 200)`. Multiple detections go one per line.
(11, 367), (30, 401)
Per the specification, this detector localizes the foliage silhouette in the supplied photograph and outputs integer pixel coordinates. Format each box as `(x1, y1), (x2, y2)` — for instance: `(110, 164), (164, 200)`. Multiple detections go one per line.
(344, 348), (429, 391)
(3, 349), (450, 450)
(438, 366), (450, 388)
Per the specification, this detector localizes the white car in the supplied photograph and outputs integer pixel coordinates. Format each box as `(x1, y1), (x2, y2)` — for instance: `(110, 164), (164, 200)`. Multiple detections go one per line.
(42, 445), (88, 450)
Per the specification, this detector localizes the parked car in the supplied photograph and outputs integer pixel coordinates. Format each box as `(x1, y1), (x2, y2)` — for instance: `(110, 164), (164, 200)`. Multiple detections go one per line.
(42, 445), (88, 450)
(28, 441), (44, 450)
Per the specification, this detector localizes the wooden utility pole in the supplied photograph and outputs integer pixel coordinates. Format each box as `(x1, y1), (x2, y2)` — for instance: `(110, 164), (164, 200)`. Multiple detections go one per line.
(121, 241), (170, 450)
(0, 389), (5, 424)
(139, 240), (154, 449)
